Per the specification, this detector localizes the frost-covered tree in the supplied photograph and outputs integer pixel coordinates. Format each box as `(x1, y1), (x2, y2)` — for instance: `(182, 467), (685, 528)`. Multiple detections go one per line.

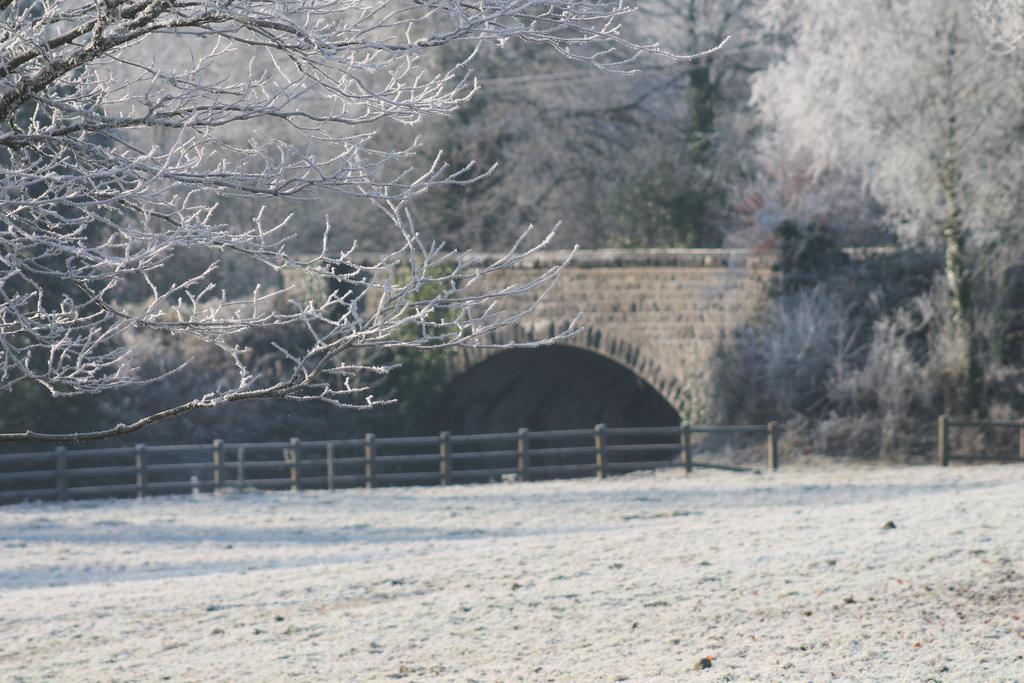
(0, 0), (700, 442)
(975, 0), (1024, 52)
(752, 0), (1024, 412)
(599, 0), (771, 247)
(392, 0), (760, 251)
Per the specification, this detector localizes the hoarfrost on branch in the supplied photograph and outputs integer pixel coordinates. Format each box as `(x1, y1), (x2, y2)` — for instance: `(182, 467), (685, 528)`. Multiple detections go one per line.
(0, 0), (710, 442)
(975, 0), (1024, 51)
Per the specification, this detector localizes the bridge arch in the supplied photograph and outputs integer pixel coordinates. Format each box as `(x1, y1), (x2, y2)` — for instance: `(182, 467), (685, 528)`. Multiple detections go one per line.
(287, 248), (776, 425)
(431, 325), (682, 433)
(451, 322), (686, 402)
(432, 248), (774, 424)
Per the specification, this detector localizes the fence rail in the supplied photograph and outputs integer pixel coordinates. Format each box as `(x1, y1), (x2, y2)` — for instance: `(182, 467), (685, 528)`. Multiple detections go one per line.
(0, 422), (781, 505)
(937, 415), (1024, 465)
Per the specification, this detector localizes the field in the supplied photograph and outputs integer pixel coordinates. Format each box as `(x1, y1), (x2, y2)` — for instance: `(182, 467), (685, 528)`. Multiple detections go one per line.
(1, 463), (1023, 681)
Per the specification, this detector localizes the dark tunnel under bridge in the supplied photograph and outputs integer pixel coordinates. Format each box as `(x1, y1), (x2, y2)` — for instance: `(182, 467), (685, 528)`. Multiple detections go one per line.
(428, 345), (681, 434)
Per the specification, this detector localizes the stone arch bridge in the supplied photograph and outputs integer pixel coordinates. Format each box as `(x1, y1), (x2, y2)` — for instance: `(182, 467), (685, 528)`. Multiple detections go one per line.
(446, 249), (775, 424)
(288, 249), (777, 430)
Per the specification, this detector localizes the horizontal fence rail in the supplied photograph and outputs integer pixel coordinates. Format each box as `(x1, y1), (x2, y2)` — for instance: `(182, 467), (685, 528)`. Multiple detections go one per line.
(937, 415), (1024, 466)
(0, 422), (782, 505)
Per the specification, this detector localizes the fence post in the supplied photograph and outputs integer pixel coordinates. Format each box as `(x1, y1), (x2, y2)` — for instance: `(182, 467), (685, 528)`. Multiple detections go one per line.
(938, 415), (948, 467)
(236, 446), (246, 489)
(681, 422), (692, 473)
(289, 437), (302, 492)
(1019, 419), (1024, 462)
(767, 422), (779, 471)
(326, 443), (335, 491)
(364, 433), (376, 489)
(439, 431), (451, 486)
(134, 444), (147, 499)
(212, 439), (224, 492)
(55, 446), (67, 502)
(594, 423), (607, 479)
(517, 428), (530, 482)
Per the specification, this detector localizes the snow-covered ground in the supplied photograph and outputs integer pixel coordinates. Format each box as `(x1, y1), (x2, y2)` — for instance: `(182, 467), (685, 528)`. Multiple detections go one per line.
(1, 463), (1022, 682)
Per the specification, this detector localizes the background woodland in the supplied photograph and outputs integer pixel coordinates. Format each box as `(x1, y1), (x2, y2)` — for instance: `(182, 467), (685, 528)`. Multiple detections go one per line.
(5, 0), (1024, 458)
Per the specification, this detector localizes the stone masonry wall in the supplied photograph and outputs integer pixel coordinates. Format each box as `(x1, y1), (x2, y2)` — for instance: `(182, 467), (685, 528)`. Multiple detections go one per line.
(447, 249), (777, 418)
(282, 248), (777, 418)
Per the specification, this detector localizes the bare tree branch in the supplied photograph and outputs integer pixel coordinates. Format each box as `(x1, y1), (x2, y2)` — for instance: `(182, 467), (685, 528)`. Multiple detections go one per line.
(0, 0), (706, 442)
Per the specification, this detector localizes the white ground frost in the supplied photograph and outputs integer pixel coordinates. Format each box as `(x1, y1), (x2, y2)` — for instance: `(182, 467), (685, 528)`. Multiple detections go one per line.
(1, 464), (1023, 682)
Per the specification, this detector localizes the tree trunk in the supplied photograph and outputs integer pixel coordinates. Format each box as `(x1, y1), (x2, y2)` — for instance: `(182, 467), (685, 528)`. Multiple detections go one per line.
(941, 181), (981, 415)
(939, 17), (981, 416)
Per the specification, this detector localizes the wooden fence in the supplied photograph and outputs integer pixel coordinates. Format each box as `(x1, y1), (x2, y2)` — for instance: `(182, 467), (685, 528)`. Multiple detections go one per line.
(937, 415), (1024, 466)
(0, 422), (781, 505)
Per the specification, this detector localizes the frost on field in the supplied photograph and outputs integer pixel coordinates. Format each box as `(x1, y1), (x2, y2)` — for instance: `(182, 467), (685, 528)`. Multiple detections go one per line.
(1, 465), (1022, 680)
